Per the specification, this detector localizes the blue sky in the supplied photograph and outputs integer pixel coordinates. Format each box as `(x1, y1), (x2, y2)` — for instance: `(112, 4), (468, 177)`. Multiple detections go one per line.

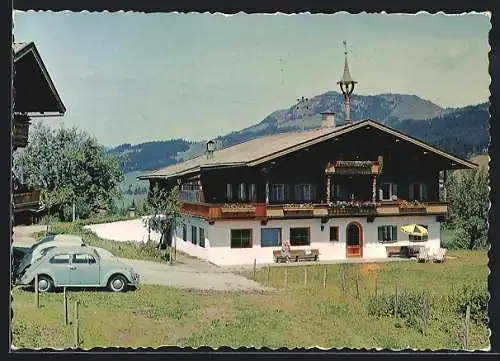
(14, 11), (491, 147)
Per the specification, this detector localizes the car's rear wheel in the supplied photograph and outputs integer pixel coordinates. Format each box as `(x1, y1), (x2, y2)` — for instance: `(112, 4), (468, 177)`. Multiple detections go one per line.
(107, 274), (127, 292)
(36, 275), (54, 293)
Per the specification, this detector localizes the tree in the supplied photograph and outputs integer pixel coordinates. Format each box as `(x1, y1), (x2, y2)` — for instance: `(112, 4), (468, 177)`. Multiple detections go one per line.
(445, 166), (489, 250)
(144, 184), (182, 263)
(13, 122), (124, 221)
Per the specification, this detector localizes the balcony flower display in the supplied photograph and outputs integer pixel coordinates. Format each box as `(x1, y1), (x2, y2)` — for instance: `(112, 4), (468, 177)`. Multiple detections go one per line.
(283, 203), (315, 211)
(328, 200), (379, 211)
(398, 200), (425, 209)
(221, 203), (256, 213)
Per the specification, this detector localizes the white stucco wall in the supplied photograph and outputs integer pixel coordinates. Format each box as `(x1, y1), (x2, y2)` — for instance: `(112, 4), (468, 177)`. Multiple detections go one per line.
(84, 218), (161, 243)
(173, 215), (210, 260)
(85, 214), (442, 267)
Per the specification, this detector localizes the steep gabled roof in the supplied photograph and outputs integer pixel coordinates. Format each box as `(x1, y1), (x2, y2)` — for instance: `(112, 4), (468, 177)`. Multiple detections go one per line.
(13, 42), (66, 115)
(139, 119), (477, 180)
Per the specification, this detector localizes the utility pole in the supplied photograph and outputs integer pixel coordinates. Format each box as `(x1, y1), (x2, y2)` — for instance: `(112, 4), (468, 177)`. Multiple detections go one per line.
(296, 96), (309, 131)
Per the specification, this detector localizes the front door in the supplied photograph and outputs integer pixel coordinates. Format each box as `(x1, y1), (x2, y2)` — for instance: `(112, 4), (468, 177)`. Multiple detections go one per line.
(69, 253), (100, 286)
(346, 222), (363, 258)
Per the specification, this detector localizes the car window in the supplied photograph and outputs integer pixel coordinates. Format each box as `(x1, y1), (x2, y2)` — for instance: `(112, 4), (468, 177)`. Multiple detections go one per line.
(40, 246), (56, 257)
(72, 254), (97, 264)
(49, 254), (70, 264)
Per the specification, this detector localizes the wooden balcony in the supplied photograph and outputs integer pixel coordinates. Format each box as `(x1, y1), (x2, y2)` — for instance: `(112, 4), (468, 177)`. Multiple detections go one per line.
(13, 189), (42, 212)
(13, 114), (30, 149)
(181, 202), (267, 220)
(180, 200), (448, 221)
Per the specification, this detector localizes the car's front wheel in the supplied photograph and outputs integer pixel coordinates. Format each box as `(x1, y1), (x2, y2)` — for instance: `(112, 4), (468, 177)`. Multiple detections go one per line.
(107, 274), (127, 292)
(36, 275), (54, 293)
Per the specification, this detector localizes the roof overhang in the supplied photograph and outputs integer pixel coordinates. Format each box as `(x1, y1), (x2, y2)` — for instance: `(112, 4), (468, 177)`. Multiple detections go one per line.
(247, 119), (477, 170)
(137, 162), (246, 181)
(13, 42), (66, 115)
(137, 118), (477, 182)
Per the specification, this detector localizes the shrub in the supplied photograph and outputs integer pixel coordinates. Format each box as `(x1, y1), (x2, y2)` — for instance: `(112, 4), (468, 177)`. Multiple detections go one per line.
(448, 284), (488, 325)
(367, 290), (428, 330)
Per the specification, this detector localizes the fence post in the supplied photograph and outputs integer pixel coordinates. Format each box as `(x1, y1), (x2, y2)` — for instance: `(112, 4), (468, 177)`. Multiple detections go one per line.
(64, 287), (68, 326)
(34, 274), (39, 309)
(74, 300), (80, 348)
(323, 265), (327, 289)
(356, 272), (360, 298)
(394, 284), (399, 318)
(267, 265), (271, 286)
(464, 304), (471, 350)
(375, 275), (378, 297)
(304, 267), (308, 289)
(421, 292), (428, 336)
(284, 267), (288, 290)
(340, 263), (347, 296)
(253, 259), (257, 279)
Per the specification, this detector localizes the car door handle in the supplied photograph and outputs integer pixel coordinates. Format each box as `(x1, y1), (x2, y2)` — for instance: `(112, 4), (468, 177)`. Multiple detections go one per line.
(69, 265), (76, 270)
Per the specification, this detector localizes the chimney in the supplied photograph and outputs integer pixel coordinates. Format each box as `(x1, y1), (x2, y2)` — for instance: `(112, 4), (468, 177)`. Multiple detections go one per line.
(206, 140), (215, 160)
(321, 111), (336, 128)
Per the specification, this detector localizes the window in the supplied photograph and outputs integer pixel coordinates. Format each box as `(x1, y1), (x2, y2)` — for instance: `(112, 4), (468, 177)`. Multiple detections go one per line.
(409, 224), (429, 242)
(290, 227), (310, 246)
(191, 226), (197, 245)
(294, 183), (314, 202)
(378, 226), (398, 243)
(225, 183), (233, 201)
(73, 254), (96, 264)
(330, 226), (339, 242)
(249, 184), (257, 202)
(230, 229), (252, 248)
(199, 227), (205, 248)
(40, 246), (56, 257)
(271, 184), (285, 202)
(332, 184), (341, 200)
(50, 254), (70, 264)
(381, 182), (398, 201)
(182, 224), (187, 241)
(238, 183), (246, 201)
(409, 183), (428, 201)
(261, 228), (281, 247)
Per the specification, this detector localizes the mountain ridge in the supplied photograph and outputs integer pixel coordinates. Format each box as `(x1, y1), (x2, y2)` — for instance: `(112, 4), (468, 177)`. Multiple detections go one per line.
(107, 91), (489, 174)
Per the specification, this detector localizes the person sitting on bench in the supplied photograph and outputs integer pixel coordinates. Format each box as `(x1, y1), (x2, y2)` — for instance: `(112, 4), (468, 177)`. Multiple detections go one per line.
(281, 239), (291, 263)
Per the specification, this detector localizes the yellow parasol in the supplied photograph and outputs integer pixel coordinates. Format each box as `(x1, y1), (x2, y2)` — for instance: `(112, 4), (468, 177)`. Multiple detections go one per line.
(400, 224), (428, 236)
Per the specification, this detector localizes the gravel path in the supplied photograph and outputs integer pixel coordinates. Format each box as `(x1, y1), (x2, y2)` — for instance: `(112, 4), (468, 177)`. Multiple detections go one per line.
(116, 257), (269, 292)
(12, 225), (270, 292)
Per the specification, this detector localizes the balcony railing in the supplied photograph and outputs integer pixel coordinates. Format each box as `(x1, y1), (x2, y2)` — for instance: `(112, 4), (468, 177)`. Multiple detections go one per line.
(13, 114), (30, 149)
(179, 190), (202, 203)
(180, 200), (447, 221)
(13, 189), (42, 210)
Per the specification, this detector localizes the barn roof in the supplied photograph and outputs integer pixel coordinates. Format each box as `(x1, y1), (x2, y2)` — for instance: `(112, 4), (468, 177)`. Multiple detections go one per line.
(139, 119), (477, 180)
(13, 42), (66, 115)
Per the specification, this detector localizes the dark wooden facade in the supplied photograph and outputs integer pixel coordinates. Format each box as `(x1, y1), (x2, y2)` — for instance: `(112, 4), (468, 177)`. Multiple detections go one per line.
(12, 42), (66, 224)
(146, 124), (469, 223)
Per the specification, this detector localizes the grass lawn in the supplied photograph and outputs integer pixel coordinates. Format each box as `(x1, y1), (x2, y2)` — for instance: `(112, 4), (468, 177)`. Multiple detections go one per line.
(11, 250), (489, 350)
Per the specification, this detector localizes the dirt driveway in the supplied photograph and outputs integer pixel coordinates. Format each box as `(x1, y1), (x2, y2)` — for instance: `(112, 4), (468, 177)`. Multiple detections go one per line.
(12, 226), (269, 292)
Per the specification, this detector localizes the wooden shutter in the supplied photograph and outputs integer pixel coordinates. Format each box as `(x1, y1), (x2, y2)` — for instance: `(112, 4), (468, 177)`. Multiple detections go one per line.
(294, 184), (301, 202)
(378, 226), (383, 242)
(422, 183), (428, 201)
(285, 184), (291, 202)
(392, 226), (398, 241)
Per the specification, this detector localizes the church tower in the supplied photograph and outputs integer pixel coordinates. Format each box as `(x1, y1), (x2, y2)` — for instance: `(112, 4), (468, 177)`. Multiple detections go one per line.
(337, 41), (357, 125)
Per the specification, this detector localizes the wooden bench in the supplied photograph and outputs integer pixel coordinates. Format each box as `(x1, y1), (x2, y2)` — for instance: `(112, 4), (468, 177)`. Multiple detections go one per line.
(273, 249), (320, 263)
